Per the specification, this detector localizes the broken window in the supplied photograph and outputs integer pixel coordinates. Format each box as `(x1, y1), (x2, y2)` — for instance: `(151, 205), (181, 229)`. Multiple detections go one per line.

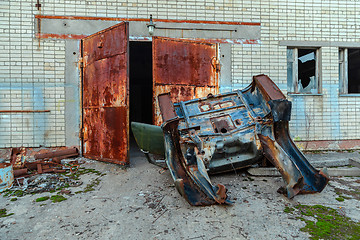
(339, 48), (360, 94)
(287, 48), (320, 94)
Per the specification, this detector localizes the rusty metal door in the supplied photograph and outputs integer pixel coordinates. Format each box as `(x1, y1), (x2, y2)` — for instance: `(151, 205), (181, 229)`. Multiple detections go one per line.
(81, 22), (129, 165)
(152, 37), (219, 125)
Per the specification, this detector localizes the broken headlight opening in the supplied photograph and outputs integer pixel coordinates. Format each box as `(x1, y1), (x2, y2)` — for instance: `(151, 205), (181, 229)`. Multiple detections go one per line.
(132, 74), (329, 206)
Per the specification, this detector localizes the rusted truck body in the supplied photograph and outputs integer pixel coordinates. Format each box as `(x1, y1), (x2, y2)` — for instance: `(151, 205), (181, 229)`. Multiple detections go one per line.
(133, 74), (329, 206)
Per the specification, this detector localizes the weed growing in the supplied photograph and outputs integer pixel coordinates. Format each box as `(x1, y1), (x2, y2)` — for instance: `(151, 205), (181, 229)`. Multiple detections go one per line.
(0, 208), (14, 218)
(50, 195), (67, 203)
(35, 196), (50, 202)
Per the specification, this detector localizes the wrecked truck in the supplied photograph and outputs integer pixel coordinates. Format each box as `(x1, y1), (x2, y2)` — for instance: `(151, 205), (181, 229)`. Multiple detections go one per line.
(132, 74), (329, 206)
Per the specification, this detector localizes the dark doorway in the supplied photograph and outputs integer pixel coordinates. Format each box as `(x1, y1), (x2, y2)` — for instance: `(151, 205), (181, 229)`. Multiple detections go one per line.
(348, 48), (360, 93)
(129, 41), (153, 124)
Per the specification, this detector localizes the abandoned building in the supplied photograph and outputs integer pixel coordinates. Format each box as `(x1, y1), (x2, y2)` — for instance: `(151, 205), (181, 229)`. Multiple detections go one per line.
(1, 1), (360, 164)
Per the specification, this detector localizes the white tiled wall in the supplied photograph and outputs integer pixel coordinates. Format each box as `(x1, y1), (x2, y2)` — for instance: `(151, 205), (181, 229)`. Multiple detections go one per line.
(0, 1), (66, 147)
(1, 0), (359, 147)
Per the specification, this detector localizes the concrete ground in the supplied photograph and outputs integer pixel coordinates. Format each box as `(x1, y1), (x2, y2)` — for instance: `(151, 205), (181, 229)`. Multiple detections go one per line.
(0, 146), (359, 240)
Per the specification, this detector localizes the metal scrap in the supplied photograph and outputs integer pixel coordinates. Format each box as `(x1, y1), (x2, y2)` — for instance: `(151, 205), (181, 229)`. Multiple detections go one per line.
(34, 147), (79, 161)
(5, 147), (82, 194)
(154, 74), (329, 206)
(0, 163), (14, 192)
(10, 147), (27, 169)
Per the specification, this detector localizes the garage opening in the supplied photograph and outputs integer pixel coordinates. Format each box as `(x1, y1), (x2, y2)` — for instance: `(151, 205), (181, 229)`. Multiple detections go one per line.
(129, 41), (153, 124)
(129, 41), (153, 155)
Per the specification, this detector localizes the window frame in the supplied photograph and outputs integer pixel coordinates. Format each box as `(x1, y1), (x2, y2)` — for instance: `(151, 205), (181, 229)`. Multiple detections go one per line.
(339, 48), (360, 95)
(287, 47), (322, 95)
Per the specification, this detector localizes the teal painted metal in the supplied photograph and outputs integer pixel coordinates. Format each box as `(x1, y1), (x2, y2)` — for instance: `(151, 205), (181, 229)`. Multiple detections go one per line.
(0, 163), (13, 192)
(160, 74), (329, 206)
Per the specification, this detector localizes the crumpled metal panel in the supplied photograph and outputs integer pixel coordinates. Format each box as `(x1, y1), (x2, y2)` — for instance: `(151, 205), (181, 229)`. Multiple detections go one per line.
(153, 85), (218, 126)
(152, 37), (219, 126)
(160, 74), (329, 206)
(81, 22), (129, 165)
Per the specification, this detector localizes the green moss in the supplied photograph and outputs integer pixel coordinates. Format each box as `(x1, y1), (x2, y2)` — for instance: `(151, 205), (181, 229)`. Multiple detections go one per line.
(2, 189), (12, 197)
(287, 204), (360, 240)
(35, 196), (50, 202)
(311, 150), (322, 154)
(15, 190), (25, 197)
(75, 177), (101, 194)
(2, 189), (25, 198)
(284, 206), (294, 213)
(0, 208), (14, 218)
(10, 198), (17, 202)
(66, 168), (105, 180)
(50, 195), (67, 203)
(83, 177), (101, 192)
(336, 197), (345, 202)
(335, 188), (359, 201)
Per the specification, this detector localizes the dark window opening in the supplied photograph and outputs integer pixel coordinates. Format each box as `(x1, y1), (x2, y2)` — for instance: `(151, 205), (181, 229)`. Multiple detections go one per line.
(298, 49), (316, 90)
(348, 49), (360, 93)
(129, 41), (153, 124)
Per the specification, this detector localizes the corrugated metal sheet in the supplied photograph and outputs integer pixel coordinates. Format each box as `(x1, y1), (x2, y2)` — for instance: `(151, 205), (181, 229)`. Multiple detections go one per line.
(81, 22), (129, 165)
(152, 37), (219, 126)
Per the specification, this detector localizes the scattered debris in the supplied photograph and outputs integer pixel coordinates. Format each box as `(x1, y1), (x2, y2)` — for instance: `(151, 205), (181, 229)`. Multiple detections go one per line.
(0, 147), (108, 202)
(12, 173), (81, 194)
(0, 147), (86, 197)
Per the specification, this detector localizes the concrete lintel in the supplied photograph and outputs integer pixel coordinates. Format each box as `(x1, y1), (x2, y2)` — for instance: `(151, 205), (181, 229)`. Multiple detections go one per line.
(37, 18), (260, 40)
(280, 40), (360, 48)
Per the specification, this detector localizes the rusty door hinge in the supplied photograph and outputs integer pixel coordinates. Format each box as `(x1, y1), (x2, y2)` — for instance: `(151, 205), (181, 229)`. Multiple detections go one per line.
(80, 128), (88, 141)
(79, 58), (84, 68)
(79, 129), (83, 139)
